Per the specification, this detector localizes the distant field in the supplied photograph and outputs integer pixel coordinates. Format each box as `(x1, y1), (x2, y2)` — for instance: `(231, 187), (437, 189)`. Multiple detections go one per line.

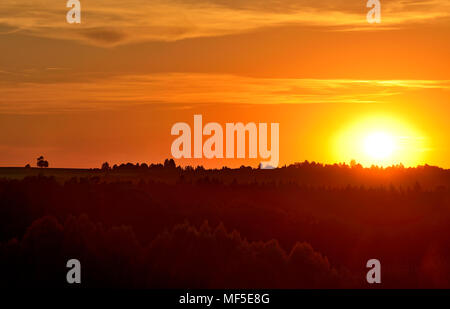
(0, 167), (181, 183)
(0, 167), (96, 181)
(1, 164), (450, 189)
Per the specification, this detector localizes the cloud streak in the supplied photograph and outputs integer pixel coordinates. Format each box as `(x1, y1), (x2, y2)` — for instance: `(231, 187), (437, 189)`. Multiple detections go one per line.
(1, 73), (449, 113)
(0, 0), (449, 46)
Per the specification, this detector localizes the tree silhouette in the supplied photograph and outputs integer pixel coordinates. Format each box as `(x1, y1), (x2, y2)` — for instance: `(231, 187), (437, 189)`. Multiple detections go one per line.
(164, 158), (176, 169)
(101, 162), (111, 171)
(36, 156), (49, 168)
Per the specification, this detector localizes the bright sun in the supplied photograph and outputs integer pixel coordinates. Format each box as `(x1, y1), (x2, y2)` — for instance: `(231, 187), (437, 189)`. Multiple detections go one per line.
(364, 132), (396, 160)
(334, 115), (427, 167)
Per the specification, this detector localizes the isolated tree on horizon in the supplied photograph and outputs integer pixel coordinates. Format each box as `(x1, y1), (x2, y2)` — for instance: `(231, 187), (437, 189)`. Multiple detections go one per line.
(37, 156), (49, 168)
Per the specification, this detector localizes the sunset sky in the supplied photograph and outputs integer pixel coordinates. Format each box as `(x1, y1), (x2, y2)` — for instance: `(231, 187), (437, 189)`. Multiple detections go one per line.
(0, 0), (449, 168)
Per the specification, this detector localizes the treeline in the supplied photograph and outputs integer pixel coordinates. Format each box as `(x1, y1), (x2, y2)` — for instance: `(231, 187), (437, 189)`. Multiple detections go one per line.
(100, 160), (450, 190)
(0, 163), (450, 288)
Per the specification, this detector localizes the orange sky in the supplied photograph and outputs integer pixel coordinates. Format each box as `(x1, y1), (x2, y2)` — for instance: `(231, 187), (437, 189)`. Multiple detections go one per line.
(0, 0), (449, 168)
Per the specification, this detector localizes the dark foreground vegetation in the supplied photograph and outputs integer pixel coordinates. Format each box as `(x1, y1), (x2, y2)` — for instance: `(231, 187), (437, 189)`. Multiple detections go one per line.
(1, 161), (450, 288)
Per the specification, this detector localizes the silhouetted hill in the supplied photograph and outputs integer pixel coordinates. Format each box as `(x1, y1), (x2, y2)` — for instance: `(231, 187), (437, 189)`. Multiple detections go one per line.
(0, 161), (449, 288)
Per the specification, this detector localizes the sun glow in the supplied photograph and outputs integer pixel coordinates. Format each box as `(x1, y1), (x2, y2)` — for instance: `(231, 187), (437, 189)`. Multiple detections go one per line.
(364, 131), (396, 160)
(334, 115), (427, 167)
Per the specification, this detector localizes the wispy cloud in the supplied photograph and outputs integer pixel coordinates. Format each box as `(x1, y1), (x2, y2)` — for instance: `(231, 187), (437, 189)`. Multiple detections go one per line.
(0, 0), (449, 46)
(1, 73), (449, 113)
